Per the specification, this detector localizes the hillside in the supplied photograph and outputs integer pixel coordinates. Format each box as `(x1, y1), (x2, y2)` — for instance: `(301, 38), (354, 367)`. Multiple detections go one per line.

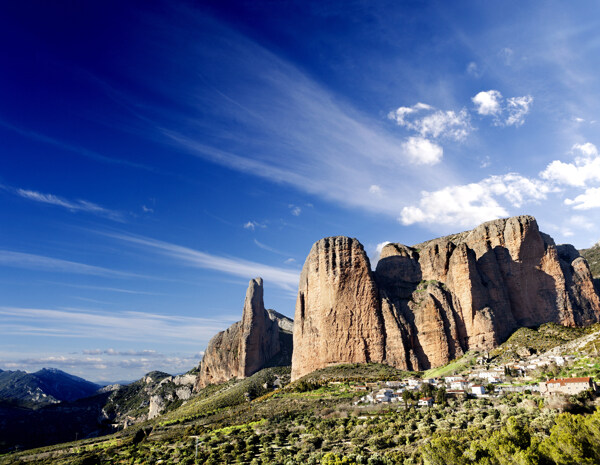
(0, 368), (100, 407)
(581, 242), (600, 278)
(3, 359), (600, 465)
(490, 323), (600, 362)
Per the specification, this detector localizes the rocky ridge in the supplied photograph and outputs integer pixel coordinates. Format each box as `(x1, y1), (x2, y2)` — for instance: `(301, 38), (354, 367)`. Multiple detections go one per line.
(292, 215), (600, 380)
(195, 278), (293, 389)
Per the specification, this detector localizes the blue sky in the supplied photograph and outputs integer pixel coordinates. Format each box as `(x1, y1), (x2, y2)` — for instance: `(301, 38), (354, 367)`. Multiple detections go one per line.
(1, 0), (600, 382)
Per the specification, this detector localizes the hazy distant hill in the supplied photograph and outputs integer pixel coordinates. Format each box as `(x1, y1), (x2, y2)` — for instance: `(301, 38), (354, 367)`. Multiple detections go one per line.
(0, 368), (100, 407)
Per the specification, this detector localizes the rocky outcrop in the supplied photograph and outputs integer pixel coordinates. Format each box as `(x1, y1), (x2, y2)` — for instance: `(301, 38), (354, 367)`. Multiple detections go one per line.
(291, 215), (600, 380)
(195, 278), (293, 389)
(291, 237), (385, 380)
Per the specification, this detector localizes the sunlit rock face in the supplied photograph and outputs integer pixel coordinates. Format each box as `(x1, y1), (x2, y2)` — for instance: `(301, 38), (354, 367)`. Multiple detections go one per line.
(195, 278), (293, 389)
(291, 215), (600, 380)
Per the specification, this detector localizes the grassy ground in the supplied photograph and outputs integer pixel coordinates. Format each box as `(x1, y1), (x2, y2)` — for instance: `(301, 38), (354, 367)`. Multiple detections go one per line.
(423, 352), (478, 379)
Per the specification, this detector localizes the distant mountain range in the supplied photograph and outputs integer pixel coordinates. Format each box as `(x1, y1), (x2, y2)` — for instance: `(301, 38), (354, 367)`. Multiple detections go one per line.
(0, 368), (100, 407)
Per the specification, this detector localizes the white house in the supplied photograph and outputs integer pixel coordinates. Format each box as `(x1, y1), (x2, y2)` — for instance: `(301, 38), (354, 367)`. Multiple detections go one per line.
(375, 388), (394, 403)
(418, 397), (434, 407)
(450, 379), (469, 390)
(471, 385), (486, 396)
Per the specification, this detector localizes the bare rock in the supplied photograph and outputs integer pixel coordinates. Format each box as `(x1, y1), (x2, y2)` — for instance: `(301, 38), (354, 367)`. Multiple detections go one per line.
(148, 395), (164, 420)
(195, 278), (293, 389)
(291, 215), (600, 378)
(291, 237), (385, 380)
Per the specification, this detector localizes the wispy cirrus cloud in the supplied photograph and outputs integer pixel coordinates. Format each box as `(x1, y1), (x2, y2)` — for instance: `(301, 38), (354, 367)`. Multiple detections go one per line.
(141, 12), (456, 220)
(14, 188), (123, 220)
(102, 232), (300, 291)
(0, 306), (236, 343)
(243, 220), (266, 230)
(0, 250), (152, 279)
(0, 119), (153, 172)
(0, 183), (123, 220)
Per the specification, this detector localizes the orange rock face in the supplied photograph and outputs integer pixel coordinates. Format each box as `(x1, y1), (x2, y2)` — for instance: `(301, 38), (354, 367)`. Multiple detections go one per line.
(291, 216), (600, 379)
(195, 278), (293, 389)
(291, 237), (385, 381)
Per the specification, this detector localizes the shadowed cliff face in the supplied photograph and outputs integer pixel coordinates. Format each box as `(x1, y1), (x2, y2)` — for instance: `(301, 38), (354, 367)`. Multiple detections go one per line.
(291, 215), (600, 380)
(195, 278), (293, 389)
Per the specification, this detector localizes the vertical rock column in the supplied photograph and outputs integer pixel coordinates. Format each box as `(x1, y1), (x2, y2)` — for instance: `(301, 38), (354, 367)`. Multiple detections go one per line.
(291, 237), (385, 381)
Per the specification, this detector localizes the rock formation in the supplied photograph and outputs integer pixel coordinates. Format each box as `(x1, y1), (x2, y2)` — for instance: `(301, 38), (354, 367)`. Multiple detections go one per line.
(291, 237), (385, 380)
(195, 278), (293, 389)
(291, 215), (600, 380)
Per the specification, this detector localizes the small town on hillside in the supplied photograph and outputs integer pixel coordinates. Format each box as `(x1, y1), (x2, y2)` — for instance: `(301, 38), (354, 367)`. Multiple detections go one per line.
(352, 351), (598, 407)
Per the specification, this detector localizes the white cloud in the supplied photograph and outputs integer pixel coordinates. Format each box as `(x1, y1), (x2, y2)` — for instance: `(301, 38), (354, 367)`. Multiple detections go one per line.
(284, 258), (296, 264)
(82, 348), (159, 356)
(573, 142), (599, 159)
(400, 174), (551, 228)
(290, 206), (302, 216)
(565, 187), (600, 210)
(243, 220), (266, 230)
(570, 215), (595, 230)
(13, 188), (123, 220)
(472, 90), (533, 126)
(400, 183), (507, 227)
(142, 205), (154, 213)
(467, 61), (481, 78)
(540, 142), (600, 187)
(505, 95), (534, 126)
(472, 90), (503, 116)
(369, 185), (382, 195)
(388, 103), (471, 141)
(104, 232), (300, 291)
(402, 137), (443, 165)
(575, 117), (585, 123)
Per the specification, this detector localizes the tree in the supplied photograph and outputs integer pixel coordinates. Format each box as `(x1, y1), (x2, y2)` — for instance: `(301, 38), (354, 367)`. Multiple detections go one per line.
(402, 390), (413, 409)
(422, 437), (466, 465)
(421, 383), (434, 398)
(540, 412), (600, 464)
(436, 387), (447, 406)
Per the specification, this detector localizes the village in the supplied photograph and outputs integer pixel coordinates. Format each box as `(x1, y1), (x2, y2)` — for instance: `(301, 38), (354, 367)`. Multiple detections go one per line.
(351, 351), (599, 407)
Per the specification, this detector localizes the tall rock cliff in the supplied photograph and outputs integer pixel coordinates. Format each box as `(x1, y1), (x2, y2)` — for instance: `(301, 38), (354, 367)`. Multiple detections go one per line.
(291, 237), (385, 380)
(195, 278), (293, 389)
(291, 215), (600, 380)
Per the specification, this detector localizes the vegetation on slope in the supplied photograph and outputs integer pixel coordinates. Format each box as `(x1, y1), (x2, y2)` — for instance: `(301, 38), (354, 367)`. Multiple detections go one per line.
(294, 363), (414, 384)
(4, 373), (600, 465)
(160, 366), (290, 424)
(490, 323), (599, 362)
(580, 242), (600, 279)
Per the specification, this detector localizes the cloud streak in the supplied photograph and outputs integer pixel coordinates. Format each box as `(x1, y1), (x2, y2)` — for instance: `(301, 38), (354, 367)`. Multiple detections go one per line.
(0, 250), (153, 279)
(103, 232), (300, 291)
(14, 188), (123, 220)
(0, 306), (235, 344)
